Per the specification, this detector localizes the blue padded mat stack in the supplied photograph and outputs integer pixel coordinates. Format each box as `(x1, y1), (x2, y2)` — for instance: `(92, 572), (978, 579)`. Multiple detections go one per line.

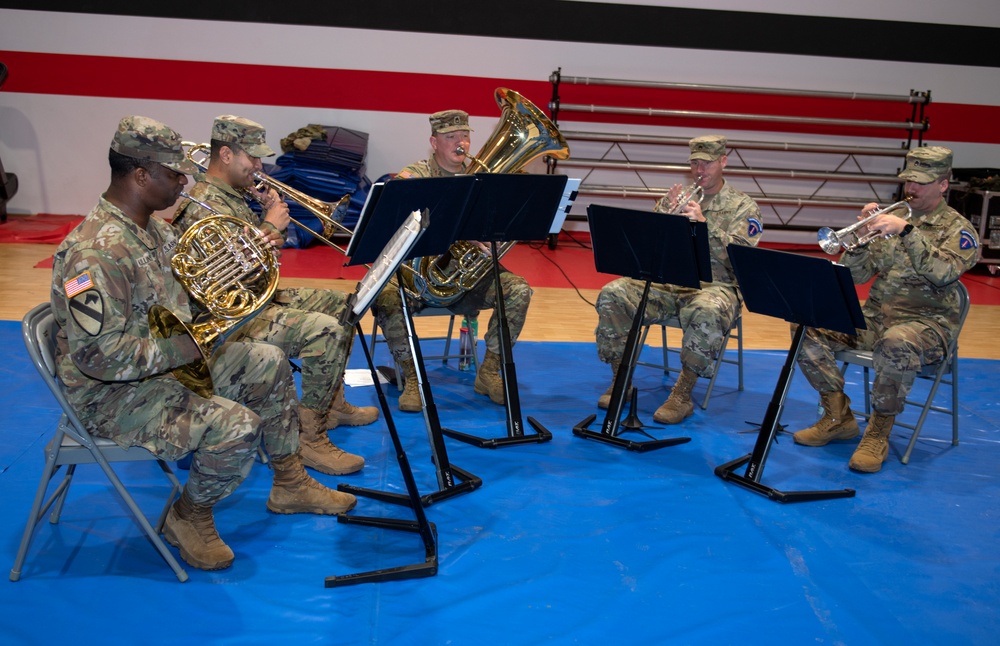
(261, 125), (373, 248)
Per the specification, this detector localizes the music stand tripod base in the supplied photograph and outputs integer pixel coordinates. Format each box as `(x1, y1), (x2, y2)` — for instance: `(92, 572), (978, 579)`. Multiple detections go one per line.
(573, 414), (691, 452)
(714, 455), (855, 503)
(338, 462), (482, 508)
(325, 517), (438, 587)
(442, 417), (553, 449)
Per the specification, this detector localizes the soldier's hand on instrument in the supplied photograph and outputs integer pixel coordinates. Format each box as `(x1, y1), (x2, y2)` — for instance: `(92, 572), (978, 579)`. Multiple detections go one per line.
(873, 214), (908, 237)
(248, 185), (276, 208)
(666, 183), (684, 204)
(682, 202), (706, 222)
(263, 200), (290, 232)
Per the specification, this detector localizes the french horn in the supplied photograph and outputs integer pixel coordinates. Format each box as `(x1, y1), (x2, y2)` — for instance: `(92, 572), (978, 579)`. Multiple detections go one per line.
(149, 192), (280, 397)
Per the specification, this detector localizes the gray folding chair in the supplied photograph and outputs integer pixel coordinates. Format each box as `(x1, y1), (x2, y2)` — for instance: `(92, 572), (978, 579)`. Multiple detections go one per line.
(371, 307), (479, 387)
(635, 314), (745, 409)
(834, 281), (970, 464)
(10, 303), (188, 582)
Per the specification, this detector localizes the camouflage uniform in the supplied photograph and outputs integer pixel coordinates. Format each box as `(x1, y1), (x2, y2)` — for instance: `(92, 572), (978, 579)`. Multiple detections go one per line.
(796, 198), (979, 415)
(52, 195), (298, 506)
(595, 180), (763, 377)
(374, 154), (532, 363)
(173, 175), (354, 413)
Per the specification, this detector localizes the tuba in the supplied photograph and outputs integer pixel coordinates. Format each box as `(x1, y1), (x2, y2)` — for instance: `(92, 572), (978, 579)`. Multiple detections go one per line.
(182, 142), (353, 253)
(149, 192), (280, 398)
(398, 88), (570, 307)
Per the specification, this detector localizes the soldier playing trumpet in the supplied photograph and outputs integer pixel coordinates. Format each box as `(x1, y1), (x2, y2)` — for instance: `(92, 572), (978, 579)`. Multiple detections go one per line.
(594, 135), (763, 424)
(792, 146), (979, 473)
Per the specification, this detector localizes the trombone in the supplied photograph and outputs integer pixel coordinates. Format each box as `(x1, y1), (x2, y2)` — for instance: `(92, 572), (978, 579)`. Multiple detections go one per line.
(182, 142), (353, 254)
(817, 198), (913, 254)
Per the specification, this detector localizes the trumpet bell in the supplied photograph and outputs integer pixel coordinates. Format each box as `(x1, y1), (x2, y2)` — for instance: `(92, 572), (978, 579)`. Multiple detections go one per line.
(817, 227), (843, 255)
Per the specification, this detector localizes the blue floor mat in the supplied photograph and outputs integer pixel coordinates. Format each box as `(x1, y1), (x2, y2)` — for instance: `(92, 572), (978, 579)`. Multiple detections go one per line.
(1, 320), (997, 645)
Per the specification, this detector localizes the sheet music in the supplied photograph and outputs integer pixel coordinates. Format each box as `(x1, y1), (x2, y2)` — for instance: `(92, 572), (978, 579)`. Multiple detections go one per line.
(549, 177), (581, 234)
(350, 209), (427, 317)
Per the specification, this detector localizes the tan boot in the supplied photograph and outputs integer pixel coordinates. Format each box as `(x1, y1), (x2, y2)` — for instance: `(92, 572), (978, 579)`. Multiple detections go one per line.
(474, 350), (505, 405)
(598, 360), (634, 409)
(849, 413), (895, 473)
(325, 380), (378, 428)
(653, 367), (698, 424)
(298, 406), (365, 476)
(793, 391), (860, 447)
(162, 490), (234, 571)
(266, 452), (358, 515)
(398, 359), (422, 413)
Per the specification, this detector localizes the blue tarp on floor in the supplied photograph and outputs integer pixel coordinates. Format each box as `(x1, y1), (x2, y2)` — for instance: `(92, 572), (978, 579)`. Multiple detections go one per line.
(1, 320), (997, 645)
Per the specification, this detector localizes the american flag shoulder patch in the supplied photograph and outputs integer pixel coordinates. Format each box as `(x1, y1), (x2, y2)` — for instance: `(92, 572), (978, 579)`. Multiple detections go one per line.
(65, 271), (94, 298)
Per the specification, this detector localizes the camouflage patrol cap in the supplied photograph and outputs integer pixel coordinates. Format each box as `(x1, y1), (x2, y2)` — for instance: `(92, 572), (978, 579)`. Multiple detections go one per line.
(898, 146), (953, 183)
(110, 115), (199, 174)
(688, 135), (727, 162)
(211, 115), (275, 158)
(429, 110), (472, 134)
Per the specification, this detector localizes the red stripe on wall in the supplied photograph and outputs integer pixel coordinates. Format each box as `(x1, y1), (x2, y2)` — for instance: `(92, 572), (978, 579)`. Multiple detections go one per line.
(2, 50), (998, 144)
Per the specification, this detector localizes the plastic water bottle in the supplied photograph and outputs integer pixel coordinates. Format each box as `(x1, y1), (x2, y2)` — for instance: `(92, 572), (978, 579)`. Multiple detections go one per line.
(459, 318), (472, 371)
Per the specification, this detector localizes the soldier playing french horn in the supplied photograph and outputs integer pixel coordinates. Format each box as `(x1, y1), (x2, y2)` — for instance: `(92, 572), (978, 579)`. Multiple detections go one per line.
(50, 116), (357, 572)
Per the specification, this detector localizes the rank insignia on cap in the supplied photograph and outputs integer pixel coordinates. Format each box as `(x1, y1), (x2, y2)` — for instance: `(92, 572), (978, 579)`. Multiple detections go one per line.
(65, 271), (94, 298)
(959, 230), (978, 250)
(69, 290), (104, 337)
(747, 218), (763, 237)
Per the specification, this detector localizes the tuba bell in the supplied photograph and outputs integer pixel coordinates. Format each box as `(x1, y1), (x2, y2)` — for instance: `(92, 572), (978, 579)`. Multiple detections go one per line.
(149, 192), (280, 398)
(399, 88), (570, 307)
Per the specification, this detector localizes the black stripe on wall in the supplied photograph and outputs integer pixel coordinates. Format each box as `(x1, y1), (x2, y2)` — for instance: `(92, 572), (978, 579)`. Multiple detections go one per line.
(7, 1), (999, 68)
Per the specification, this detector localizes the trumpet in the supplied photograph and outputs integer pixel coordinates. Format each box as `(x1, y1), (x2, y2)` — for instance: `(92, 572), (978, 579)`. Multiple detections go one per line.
(182, 142), (352, 253)
(817, 198), (913, 254)
(666, 176), (705, 214)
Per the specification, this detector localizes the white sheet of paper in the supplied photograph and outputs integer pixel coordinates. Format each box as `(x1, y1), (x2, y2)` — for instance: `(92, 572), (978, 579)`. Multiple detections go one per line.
(343, 368), (389, 387)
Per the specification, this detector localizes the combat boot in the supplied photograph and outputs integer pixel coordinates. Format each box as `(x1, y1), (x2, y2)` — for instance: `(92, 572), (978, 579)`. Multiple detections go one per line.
(398, 359), (422, 412)
(849, 413), (895, 473)
(474, 350), (505, 405)
(793, 391), (860, 447)
(298, 406), (365, 476)
(597, 360), (635, 409)
(325, 381), (378, 428)
(162, 490), (234, 571)
(267, 452), (358, 515)
(653, 367), (698, 424)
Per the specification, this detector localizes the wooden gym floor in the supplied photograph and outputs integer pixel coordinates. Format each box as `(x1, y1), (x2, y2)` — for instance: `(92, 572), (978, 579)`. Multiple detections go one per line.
(2, 240), (999, 360)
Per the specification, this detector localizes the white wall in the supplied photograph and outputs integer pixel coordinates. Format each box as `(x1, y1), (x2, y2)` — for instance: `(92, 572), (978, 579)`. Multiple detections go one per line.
(1, 7), (998, 223)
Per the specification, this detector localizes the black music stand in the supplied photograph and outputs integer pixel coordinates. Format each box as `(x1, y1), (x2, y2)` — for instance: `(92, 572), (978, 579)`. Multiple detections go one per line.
(573, 205), (711, 451)
(343, 177), (483, 506)
(714, 245), (865, 503)
(439, 173), (569, 448)
(324, 209), (439, 587)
